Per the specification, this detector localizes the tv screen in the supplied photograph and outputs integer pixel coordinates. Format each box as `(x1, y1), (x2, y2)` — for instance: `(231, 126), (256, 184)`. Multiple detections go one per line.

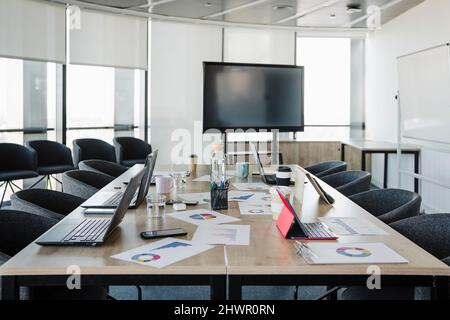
(203, 62), (304, 133)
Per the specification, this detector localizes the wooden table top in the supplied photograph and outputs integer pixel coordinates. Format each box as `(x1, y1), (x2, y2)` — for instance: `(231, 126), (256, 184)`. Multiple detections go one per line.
(1, 164), (448, 277)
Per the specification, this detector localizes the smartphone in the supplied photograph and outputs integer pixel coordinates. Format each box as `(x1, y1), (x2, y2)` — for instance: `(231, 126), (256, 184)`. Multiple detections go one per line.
(141, 228), (188, 240)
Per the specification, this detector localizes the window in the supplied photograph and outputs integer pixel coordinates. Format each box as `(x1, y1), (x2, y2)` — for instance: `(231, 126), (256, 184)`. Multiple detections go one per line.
(0, 56), (60, 144)
(66, 64), (145, 148)
(296, 37), (351, 139)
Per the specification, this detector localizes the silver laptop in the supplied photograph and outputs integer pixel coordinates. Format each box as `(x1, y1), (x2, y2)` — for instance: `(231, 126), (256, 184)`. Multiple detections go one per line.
(36, 170), (144, 247)
(82, 150), (158, 209)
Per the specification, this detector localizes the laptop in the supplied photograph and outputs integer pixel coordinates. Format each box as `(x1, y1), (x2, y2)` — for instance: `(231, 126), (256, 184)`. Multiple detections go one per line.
(36, 169), (144, 247)
(304, 172), (335, 205)
(249, 142), (278, 185)
(276, 188), (338, 241)
(82, 150), (158, 209)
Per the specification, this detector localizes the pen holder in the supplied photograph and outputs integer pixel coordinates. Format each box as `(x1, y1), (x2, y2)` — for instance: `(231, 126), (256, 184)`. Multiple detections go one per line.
(210, 187), (228, 210)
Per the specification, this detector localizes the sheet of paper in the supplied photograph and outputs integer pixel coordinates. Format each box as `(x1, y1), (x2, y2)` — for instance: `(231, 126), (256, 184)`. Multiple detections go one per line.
(232, 182), (270, 192)
(319, 217), (388, 236)
(238, 202), (272, 215)
(111, 238), (214, 269)
(193, 224), (250, 245)
(193, 171), (235, 182)
(169, 208), (240, 226)
(228, 191), (271, 204)
(193, 175), (211, 182)
(303, 242), (408, 265)
(177, 192), (210, 204)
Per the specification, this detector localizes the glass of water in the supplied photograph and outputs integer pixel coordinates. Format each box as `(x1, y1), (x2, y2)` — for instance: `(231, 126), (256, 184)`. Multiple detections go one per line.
(171, 171), (187, 191)
(146, 194), (166, 219)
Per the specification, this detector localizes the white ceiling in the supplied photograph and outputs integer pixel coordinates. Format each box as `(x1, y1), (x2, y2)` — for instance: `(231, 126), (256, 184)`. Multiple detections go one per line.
(51, 0), (425, 29)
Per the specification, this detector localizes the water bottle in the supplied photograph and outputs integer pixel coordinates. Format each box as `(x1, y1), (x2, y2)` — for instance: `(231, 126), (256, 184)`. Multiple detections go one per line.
(211, 143), (226, 187)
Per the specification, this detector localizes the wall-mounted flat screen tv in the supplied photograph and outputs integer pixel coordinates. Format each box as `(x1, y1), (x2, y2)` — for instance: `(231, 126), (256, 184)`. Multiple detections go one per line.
(203, 62), (304, 133)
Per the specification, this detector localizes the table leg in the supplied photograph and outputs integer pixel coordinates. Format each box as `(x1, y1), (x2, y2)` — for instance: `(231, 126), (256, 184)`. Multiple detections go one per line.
(1, 276), (19, 300)
(361, 151), (367, 171)
(341, 144), (345, 162)
(210, 275), (226, 300)
(433, 276), (449, 300)
(228, 275), (242, 300)
(384, 153), (389, 189)
(414, 152), (420, 193)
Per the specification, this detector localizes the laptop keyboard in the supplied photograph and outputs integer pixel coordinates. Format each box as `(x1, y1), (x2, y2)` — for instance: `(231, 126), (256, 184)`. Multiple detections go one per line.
(102, 192), (123, 206)
(302, 222), (335, 239)
(62, 219), (110, 243)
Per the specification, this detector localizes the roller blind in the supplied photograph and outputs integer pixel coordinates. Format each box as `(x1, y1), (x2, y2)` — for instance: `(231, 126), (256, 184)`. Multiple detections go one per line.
(70, 9), (148, 70)
(0, 0), (66, 63)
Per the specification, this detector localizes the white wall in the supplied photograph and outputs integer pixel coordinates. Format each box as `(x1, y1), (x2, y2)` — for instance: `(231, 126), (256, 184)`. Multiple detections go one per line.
(151, 23), (296, 165)
(150, 21), (222, 165)
(365, 0), (450, 211)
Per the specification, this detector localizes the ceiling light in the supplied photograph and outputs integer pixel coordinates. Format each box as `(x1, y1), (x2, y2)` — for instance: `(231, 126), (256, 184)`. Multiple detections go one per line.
(204, 2), (213, 7)
(330, 13), (337, 19)
(346, 5), (362, 14)
(272, 5), (294, 11)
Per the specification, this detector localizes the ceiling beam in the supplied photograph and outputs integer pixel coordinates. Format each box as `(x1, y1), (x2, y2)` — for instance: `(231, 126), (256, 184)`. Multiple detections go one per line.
(126, 0), (178, 10)
(47, 0), (370, 37)
(342, 0), (407, 28)
(202, 0), (272, 19)
(275, 0), (346, 24)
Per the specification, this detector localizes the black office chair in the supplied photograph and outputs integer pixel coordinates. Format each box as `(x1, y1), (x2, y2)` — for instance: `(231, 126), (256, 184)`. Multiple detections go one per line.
(321, 171), (372, 197)
(0, 209), (107, 300)
(62, 170), (115, 199)
(0, 143), (38, 207)
(72, 138), (116, 167)
(26, 140), (75, 189)
(339, 214), (450, 300)
(113, 137), (152, 167)
(304, 161), (347, 178)
(349, 189), (422, 224)
(79, 159), (128, 179)
(10, 189), (85, 221)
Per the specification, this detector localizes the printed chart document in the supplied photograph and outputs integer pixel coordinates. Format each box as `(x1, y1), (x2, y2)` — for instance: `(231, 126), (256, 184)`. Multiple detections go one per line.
(228, 191), (271, 204)
(238, 202), (272, 215)
(111, 238), (214, 269)
(192, 175), (211, 182)
(170, 208), (240, 226)
(192, 171), (235, 182)
(177, 192), (210, 204)
(319, 217), (388, 236)
(232, 182), (270, 192)
(300, 242), (408, 265)
(193, 224), (250, 245)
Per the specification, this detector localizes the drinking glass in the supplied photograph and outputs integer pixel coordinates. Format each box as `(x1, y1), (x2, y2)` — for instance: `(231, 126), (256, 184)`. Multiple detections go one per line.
(146, 194), (166, 219)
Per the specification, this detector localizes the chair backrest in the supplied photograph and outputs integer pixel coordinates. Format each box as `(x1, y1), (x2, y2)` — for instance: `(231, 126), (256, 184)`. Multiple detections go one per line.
(305, 161), (347, 178)
(79, 159), (127, 178)
(26, 140), (73, 167)
(390, 214), (450, 260)
(321, 171), (372, 197)
(350, 188), (422, 224)
(11, 189), (85, 220)
(113, 137), (152, 164)
(0, 209), (58, 256)
(62, 170), (115, 199)
(0, 143), (37, 171)
(63, 170), (114, 190)
(72, 139), (116, 167)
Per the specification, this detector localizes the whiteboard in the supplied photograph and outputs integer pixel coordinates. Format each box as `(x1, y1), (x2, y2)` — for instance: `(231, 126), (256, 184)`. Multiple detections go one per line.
(397, 44), (450, 144)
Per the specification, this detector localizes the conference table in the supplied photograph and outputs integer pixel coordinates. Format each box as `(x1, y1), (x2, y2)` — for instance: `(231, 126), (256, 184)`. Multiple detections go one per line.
(1, 164), (449, 300)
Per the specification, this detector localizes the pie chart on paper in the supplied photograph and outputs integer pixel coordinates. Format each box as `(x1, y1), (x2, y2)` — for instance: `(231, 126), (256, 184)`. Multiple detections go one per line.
(131, 253), (161, 263)
(190, 213), (217, 221)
